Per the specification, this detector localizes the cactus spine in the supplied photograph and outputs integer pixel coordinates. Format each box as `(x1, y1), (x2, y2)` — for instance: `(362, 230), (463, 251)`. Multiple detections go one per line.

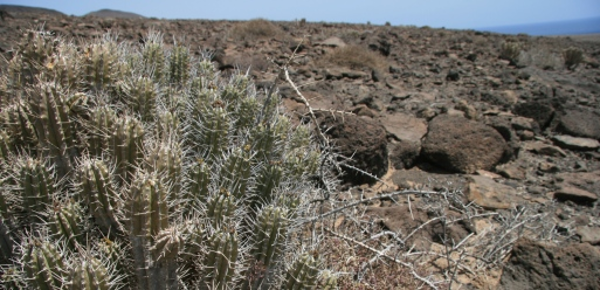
(1, 29), (334, 289)
(202, 231), (239, 290)
(284, 253), (321, 290)
(24, 241), (67, 290)
(77, 159), (122, 236)
(68, 257), (110, 290)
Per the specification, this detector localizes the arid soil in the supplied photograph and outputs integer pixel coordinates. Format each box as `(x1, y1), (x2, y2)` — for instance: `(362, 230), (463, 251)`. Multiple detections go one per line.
(1, 5), (600, 289)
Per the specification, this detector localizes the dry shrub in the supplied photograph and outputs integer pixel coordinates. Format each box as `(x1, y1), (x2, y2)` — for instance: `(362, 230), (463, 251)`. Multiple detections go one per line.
(319, 45), (387, 72)
(230, 18), (286, 42)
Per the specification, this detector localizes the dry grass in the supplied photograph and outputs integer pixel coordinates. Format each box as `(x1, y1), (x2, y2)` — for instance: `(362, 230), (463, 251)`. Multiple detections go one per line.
(230, 18), (287, 42)
(318, 45), (387, 72)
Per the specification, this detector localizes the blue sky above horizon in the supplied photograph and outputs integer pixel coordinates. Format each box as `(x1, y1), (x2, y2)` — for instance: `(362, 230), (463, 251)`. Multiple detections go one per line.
(1, 0), (599, 31)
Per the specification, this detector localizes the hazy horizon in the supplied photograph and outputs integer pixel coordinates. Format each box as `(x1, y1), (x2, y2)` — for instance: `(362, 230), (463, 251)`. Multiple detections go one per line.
(1, 0), (599, 35)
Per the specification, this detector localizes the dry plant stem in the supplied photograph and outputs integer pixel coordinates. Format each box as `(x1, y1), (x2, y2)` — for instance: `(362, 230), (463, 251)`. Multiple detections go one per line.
(283, 68), (328, 146)
(303, 189), (442, 224)
(325, 227), (440, 290)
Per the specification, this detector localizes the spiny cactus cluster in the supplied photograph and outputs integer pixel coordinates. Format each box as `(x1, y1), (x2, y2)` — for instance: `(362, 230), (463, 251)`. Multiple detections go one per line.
(562, 46), (584, 70)
(0, 29), (335, 289)
(499, 41), (522, 65)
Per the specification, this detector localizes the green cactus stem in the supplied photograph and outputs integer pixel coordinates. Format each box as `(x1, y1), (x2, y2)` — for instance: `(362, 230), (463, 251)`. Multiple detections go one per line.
(49, 200), (83, 251)
(202, 230), (239, 290)
(78, 159), (122, 236)
(85, 106), (118, 157)
(68, 256), (110, 290)
(126, 172), (170, 289)
(19, 158), (54, 223)
(24, 240), (67, 290)
(241, 206), (288, 289)
(149, 227), (181, 290)
(142, 32), (166, 83)
(27, 82), (77, 177)
(206, 189), (236, 228)
(111, 116), (144, 184)
(284, 253), (320, 290)
(220, 148), (251, 199)
(186, 158), (211, 213)
(168, 44), (190, 86)
(319, 270), (338, 290)
(145, 141), (183, 201)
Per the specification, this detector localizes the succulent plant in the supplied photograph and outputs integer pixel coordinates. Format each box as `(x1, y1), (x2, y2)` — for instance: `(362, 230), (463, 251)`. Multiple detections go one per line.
(563, 46), (584, 70)
(18, 158), (54, 223)
(77, 158), (122, 236)
(110, 116), (144, 184)
(201, 230), (239, 290)
(48, 200), (84, 251)
(499, 41), (521, 65)
(0, 29), (334, 289)
(284, 253), (321, 290)
(23, 240), (67, 290)
(68, 256), (111, 290)
(27, 82), (77, 177)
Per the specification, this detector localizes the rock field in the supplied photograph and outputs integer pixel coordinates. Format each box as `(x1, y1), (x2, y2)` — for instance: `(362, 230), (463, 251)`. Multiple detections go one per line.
(1, 5), (600, 289)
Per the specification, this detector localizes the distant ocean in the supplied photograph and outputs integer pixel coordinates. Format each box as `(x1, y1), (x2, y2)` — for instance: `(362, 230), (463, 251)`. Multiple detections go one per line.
(478, 16), (600, 36)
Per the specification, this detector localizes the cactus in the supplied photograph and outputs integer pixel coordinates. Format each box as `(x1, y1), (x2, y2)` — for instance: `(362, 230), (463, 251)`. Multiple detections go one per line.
(253, 163), (283, 208)
(49, 200), (83, 251)
(19, 158), (54, 223)
(0, 130), (12, 159)
(0, 219), (15, 264)
(85, 106), (119, 157)
(206, 189), (236, 228)
(0, 30), (334, 290)
(142, 31), (166, 83)
(202, 231), (239, 290)
(319, 270), (338, 290)
(10, 30), (60, 88)
(77, 159), (122, 236)
(187, 158), (211, 211)
(191, 102), (230, 160)
(126, 172), (171, 289)
(241, 206), (288, 289)
(145, 141), (183, 200)
(0, 102), (37, 152)
(168, 44), (190, 86)
(499, 41), (521, 65)
(68, 256), (111, 290)
(563, 46), (584, 70)
(284, 253), (321, 290)
(97, 237), (129, 285)
(149, 227), (181, 290)
(27, 82), (77, 177)
(119, 76), (158, 122)
(156, 111), (180, 141)
(111, 116), (144, 184)
(80, 36), (121, 92)
(220, 147), (252, 198)
(23, 240), (67, 290)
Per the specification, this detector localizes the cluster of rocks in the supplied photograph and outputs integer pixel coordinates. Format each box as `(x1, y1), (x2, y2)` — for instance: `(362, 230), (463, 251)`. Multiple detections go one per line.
(1, 6), (599, 289)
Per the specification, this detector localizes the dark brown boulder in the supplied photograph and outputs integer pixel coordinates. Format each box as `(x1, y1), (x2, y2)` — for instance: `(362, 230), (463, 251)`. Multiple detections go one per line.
(513, 101), (554, 129)
(499, 239), (600, 290)
(556, 109), (600, 140)
(316, 112), (388, 185)
(421, 115), (507, 173)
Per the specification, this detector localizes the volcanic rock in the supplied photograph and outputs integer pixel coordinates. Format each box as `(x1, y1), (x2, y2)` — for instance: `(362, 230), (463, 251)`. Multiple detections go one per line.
(316, 112), (388, 184)
(498, 239), (600, 290)
(421, 114), (507, 173)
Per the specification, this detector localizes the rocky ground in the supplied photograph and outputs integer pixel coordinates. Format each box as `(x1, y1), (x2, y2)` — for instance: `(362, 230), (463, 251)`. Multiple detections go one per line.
(1, 5), (600, 289)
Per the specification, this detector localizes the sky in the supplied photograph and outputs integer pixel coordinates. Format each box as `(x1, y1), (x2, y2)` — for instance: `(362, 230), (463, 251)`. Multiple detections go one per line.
(1, 0), (599, 30)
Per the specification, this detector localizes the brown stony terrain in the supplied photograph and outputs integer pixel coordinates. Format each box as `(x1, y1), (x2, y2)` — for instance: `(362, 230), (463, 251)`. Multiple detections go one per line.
(1, 5), (600, 289)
